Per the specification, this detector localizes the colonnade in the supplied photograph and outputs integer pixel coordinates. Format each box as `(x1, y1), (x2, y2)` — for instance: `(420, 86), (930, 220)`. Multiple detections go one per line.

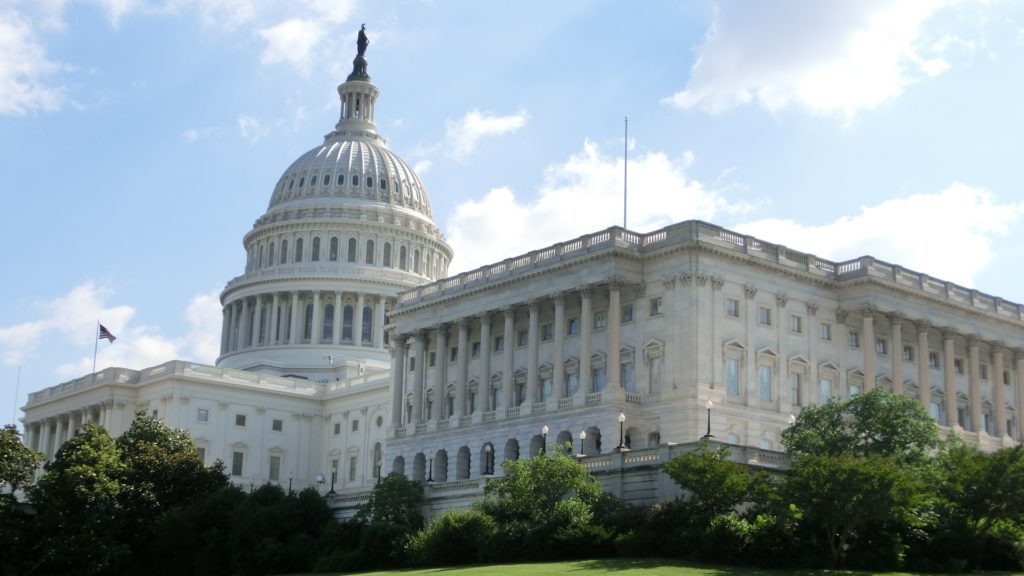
(220, 291), (389, 355)
(23, 400), (120, 461)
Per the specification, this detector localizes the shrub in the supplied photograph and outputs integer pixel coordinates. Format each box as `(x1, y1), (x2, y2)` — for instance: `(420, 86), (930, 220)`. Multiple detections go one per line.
(407, 509), (496, 566)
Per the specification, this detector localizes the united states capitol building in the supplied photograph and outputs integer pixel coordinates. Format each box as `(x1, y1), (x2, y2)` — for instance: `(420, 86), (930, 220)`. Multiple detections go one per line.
(20, 34), (1024, 512)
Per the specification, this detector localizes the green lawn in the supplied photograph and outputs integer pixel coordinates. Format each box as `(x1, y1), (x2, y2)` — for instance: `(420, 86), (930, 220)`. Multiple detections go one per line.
(289, 558), (1023, 576)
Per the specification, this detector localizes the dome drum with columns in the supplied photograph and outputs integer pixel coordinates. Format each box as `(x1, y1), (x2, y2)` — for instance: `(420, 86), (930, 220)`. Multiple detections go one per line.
(217, 40), (452, 380)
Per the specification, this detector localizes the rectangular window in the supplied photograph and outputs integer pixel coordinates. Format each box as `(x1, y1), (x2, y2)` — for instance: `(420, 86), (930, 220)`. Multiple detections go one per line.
(622, 362), (635, 392)
(197, 408), (209, 422)
(903, 345), (915, 362)
(351, 420), (359, 432)
(594, 311), (607, 329)
(850, 383), (861, 397)
(333, 422), (341, 435)
(848, 330), (861, 348)
(876, 338), (888, 355)
(269, 455), (281, 481)
(235, 414), (247, 427)
(429, 351), (436, 367)
(565, 315), (581, 334)
(622, 304), (634, 323)
(820, 322), (832, 341)
(567, 318), (580, 335)
(272, 418), (283, 432)
(409, 357), (416, 371)
(929, 351), (940, 368)
(196, 446), (206, 463)
(1005, 371), (1012, 386)
(725, 298), (740, 318)
(541, 375), (553, 400)
(517, 329), (529, 347)
(954, 358), (964, 374)
(541, 323), (553, 342)
(790, 315), (802, 333)
(649, 297), (663, 316)
(726, 358), (740, 396)
(789, 373), (802, 406)
(819, 377), (834, 401)
(494, 335), (505, 352)
(450, 347), (458, 362)
(471, 341), (481, 358)
(565, 372), (579, 397)
(231, 451), (244, 476)
(980, 365), (989, 380)
(758, 307), (772, 326)
(758, 365), (772, 402)
(592, 366), (607, 393)
(349, 456), (357, 482)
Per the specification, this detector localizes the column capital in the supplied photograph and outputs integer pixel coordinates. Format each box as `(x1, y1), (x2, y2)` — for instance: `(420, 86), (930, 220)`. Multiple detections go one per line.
(608, 279), (623, 292)
(711, 276), (725, 291)
(776, 293), (789, 308)
(942, 327), (958, 341)
(500, 305), (516, 317)
(550, 291), (566, 305)
(888, 311), (905, 325)
(967, 334), (982, 348)
(991, 341), (1006, 355)
(1014, 348), (1024, 362)
(836, 308), (849, 324)
(527, 299), (540, 313)
(434, 322), (450, 334)
(914, 319), (932, 332)
(578, 285), (594, 298)
(860, 304), (877, 318)
(694, 272), (709, 287)
(457, 317), (471, 330)
(661, 275), (678, 289)
(806, 301), (819, 316)
(394, 333), (408, 347)
(744, 284), (757, 299)
(475, 310), (492, 323)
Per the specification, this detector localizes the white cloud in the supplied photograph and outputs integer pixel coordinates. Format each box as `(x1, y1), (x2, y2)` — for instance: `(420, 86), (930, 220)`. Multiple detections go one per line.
(0, 10), (65, 115)
(413, 159), (432, 175)
(99, 0), (143, 28)
(735, 184), (1024, 287)
(445, 109), (529, 159)
(237, 113), (267, 141)
(446, 140), (732, 272)
(257, 18), (324, 72)
(303, 0), (355, 23)
(184, 290), (222, 363)
(668, 0), (955, 118)
(193, 0), (256, 31)
(181, 126), (217, 142)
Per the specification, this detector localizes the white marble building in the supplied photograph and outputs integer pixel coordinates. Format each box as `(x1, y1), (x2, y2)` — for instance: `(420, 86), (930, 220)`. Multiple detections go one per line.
(20, 43), (1024, 504)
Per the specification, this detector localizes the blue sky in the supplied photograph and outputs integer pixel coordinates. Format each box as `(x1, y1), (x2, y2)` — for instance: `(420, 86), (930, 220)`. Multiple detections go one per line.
(2, 0), (1024, 428)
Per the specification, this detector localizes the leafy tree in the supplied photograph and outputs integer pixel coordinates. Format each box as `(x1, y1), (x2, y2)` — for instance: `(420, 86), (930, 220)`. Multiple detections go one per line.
(785, 453), (918, 568)
(782, 388), (939, 466)
(662, 443), (756, 520)
(483, 450), (601, 520)
(0, 424), (43, 503)
(939, 443), (1024, 538)
(29, 423), (128, 575)
(356, 472), (425, 530)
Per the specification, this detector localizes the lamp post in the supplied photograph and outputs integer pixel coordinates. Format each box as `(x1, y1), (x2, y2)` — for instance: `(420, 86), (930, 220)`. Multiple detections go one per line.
(483, 444), (493, 475)
(578, 430), (587, 459)
(541, 424), (549, 455)
(288, 474), (293, 495)
(316, 473), (325, 495)
(788, 413), (797, 426)
(427, 459), (434, 483)
(616, 412), (629, 452)
(328, 471), (336, 495)
(702, 399), (714, 440)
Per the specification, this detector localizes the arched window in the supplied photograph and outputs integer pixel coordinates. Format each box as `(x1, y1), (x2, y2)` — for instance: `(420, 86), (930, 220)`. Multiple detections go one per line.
(323, 174), (331, 186)
(288, 179), (294, 190)
(311, 237), (320, 262)
(365, 239), (375, 264)
(322, 304), (334, 343)
(347, 238), (357, 263)
(413, 249), (421, 273)
(381, 179), (387, 191)
(268, 242), (275, 267)
(362, 306), (373, 344)
(257, 245), (264, 268)
(303, 303), (314, 341)
(383, 243), (392, 267)
(366, 176), (374, 189)
(298, 177), (304, 188)
(329, 237), (338, 261)
(351, 175), (359, 187)
(342, 306), (354, 343)
(399, 246), (407, 270)
(295, 238), (303, 263)
(280, 239), (288, 264)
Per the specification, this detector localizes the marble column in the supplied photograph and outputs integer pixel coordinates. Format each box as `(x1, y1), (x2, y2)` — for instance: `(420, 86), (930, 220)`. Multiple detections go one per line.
(993, 344), (1006, 436)
(375, 296), (386, 348)
(502, 307), (515, 409)
(862, 306), (876, 391)
(413, 332), (426, 423)
(40, 419), (51, 459)
(455, 318), (469, 419)
(434, 324), (448, 421)
(311, 290), (322, 344)
(252, 296), (264, 346)
(227, 302), (238, 352)
(968, 335), (982, 432)
(332, 291), (343, 344)
(916, 320), (931, 412)
(290, 291), (301, 345)
(1016, 350), (1024, 441)
(526, 300), (540, 405)
(477, 312), (492, 414)
(355, 292), (366, 345)
(269, 292), (280, 346)
(608, 282), (622, 389)
(579, 287), (593, 397)
(889, 313), (904, 394)
(552, 293), (566, 399)
(221, 307), (231, 354)
(391, 336), (407, 427)
(943, 328), (958, 427)
(239, 297), (251, 349)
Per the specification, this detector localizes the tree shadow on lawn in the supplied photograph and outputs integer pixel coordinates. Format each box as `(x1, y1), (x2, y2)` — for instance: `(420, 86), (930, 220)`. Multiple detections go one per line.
(566, 558), (1022, 575)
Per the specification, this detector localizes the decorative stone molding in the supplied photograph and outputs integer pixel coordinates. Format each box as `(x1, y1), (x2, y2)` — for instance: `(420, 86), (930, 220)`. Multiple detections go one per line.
(991, 341), (1006, 355)
(550, 292), (565, 305)
(836, 308), (849, 324)
(457, 317), (471, 330)
(744, 285), (758, 299)
(527, 299), (540, 313)
(942, 327), (958, 341)
(1015, 349), (1024, 362)
(577, 286), (594, 299)
(888, 312), (905, 325)
(695, 272), (709, 287)
(914, 319), (931, 333)
(860, 304), (876, 318)
(967, 334), (981, 348)
(806, 302), (819, 316)
(635, 284), (647, 298)
(661, 275), (677, 290)
(776, 294), (789, 308)
(711, 276), (725, 291)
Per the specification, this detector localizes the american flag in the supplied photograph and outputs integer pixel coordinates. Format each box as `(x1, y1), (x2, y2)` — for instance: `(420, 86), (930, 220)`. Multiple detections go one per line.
(98, 324), (117, 343)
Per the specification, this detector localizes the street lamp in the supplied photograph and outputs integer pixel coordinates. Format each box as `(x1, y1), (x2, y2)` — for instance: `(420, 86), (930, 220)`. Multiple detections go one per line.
(788, 413), (797, 426)
(541, 424), (549, 455)
(483, 444), (493, 475)
(288, 474), (293, 495)
(616, 412), (629, 452)
(702, 399), (714, 440)
(578, 430), (587, 459)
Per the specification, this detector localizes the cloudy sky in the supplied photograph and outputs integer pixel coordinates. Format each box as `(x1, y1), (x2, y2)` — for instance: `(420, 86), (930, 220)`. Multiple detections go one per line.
(2, 0), (1023, 427)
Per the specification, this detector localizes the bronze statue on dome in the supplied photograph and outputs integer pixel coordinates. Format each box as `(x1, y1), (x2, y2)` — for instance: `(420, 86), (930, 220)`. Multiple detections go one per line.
(348, 24), (371, 81)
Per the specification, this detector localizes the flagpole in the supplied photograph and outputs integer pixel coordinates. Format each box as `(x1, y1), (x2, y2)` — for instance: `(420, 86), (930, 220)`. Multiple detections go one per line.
(12, 365), (20, 428)
(93, 321), (99, 376)
(623, 115), (628, 229)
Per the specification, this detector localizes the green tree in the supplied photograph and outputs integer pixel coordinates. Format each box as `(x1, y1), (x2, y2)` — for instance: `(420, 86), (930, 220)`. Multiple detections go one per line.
(0, 424), (43, 503)
(356, 472), (425, 530)
(782, 388), (940, 466)
(785, 453), (918, 568)
(483, 450), (601, 520)
(29, 423), (128, 575)
(938, 443), (1024, 539)
(662, 443), (756, 520)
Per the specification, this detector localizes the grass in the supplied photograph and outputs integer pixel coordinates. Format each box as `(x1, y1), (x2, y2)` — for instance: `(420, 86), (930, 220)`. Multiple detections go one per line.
(287, 557), (1024, 576)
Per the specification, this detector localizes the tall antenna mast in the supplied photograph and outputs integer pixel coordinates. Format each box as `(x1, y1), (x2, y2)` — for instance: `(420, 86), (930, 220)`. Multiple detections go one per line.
(623, 115), (628, 229)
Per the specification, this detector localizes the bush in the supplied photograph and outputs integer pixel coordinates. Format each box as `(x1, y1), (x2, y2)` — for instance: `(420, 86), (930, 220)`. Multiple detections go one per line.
(407, 509), (496, 566)
(700, 513), (753, 562)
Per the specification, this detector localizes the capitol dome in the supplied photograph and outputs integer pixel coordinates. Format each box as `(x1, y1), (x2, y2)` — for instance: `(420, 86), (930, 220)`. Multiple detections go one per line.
(216, 31), (452, 378)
